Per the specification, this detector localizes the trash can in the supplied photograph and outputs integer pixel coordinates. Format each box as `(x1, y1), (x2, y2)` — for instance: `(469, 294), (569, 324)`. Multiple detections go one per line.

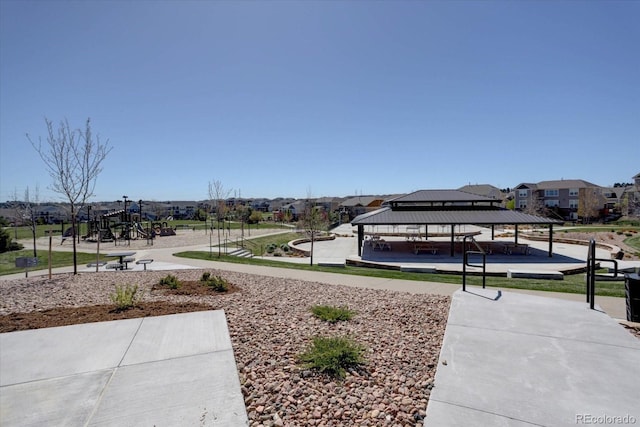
(625, 273), (640, 323)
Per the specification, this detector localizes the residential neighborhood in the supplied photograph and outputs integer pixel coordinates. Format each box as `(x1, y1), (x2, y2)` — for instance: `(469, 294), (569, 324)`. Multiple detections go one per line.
(2, 173), (639, 227)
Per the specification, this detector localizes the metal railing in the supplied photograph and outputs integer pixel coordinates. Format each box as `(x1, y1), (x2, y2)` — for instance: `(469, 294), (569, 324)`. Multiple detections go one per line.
(462, 235), (487, 291)
(585, 238), (618, 310)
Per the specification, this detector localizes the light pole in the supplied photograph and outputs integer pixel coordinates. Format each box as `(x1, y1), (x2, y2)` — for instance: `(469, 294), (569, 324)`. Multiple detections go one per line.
(122, 195), (129, 222)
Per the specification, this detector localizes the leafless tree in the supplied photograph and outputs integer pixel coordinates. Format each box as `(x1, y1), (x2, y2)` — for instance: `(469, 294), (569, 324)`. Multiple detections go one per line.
(300, 191), (329, 266)
(578, 188), (603, 224)
(208, 180), (231, 257)
(27, 118), (111, 274)
(12, 186), (40, 257)
(522, 192), (545, 216)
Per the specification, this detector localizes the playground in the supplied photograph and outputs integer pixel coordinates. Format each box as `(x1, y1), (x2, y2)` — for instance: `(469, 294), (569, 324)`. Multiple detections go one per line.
(60, 209), (176, 246)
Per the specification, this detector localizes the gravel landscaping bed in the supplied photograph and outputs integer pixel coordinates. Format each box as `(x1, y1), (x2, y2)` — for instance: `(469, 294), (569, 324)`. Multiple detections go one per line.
(0, 269), (450, 426)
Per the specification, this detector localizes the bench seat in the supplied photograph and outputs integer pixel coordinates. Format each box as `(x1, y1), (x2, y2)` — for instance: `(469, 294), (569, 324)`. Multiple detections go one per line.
(136, 259), (154, 270)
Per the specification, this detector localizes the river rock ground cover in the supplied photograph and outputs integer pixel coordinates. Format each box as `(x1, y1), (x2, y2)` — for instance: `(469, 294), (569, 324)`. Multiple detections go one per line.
(0, 269), (450, 426)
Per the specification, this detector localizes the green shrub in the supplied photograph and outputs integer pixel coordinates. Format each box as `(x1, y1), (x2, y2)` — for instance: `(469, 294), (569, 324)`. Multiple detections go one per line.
(311, 305), (355, 323)
(617, 231), (624, 235)
(280, 243), (290, 252)
(297, 336), (366, 378)
(266, 243), (277, 254)
(202, 274), (229, 292)
(200, 271), (211, 281)
(159, 274), (181, 289)
(110, 284), (143, 311)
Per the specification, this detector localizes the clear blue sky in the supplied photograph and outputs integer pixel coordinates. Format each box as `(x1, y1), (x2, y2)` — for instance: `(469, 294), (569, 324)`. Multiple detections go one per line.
(1, 0), (638, 203)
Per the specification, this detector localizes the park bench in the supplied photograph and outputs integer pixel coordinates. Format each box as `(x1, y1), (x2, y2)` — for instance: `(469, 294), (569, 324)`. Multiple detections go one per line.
(136, 259), (154, 271)
(86, 261), (107, 268)
(122, 257), (136, 269)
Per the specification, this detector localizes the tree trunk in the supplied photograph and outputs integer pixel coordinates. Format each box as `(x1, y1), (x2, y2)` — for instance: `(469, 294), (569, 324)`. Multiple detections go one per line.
(71, 205), (78, 275)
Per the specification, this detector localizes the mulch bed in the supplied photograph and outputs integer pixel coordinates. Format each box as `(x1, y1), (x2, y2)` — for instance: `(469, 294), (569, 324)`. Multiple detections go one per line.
(0, 301), (214, 333)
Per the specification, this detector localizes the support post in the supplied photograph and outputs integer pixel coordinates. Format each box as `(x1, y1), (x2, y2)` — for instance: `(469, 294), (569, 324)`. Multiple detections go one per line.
(450, 224), (455, 257)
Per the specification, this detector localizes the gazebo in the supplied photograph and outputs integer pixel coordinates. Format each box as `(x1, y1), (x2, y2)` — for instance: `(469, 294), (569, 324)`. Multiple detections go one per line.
(351, 190), (564, 257)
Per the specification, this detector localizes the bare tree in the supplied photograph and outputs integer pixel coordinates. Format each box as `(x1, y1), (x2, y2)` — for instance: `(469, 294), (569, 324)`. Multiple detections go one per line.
(578, 187), (603, 224)
(300, 191), (329, 266)
(12, 186), (40, 257)
(27, 118), (111, 274)
(208, 180), (231, 258)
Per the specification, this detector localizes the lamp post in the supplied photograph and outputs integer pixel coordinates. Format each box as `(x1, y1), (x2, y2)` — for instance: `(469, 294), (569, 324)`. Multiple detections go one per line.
(138, 199), (143, 222)
(122, 195), (129, 222)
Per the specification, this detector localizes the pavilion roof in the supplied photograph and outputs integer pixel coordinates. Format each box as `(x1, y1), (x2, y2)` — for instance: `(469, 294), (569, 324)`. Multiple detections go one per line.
(352, 206), (562, 226)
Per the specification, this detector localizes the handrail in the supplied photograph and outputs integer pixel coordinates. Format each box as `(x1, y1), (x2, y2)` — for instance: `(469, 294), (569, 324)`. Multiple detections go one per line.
(462, 235), (487, 291)
(586, 238), (619, 310)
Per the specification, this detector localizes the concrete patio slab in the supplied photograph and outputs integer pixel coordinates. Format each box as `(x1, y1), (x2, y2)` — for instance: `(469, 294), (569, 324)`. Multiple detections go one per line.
(0, 310), (248, 427)
(424, 288), (640, 426)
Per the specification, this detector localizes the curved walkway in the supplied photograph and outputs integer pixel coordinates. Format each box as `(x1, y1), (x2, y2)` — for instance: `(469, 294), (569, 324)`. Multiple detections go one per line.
(2, 225), (639, 426)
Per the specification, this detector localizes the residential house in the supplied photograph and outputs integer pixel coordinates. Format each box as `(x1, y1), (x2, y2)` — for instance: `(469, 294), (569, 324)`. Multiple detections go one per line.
(621, 172), (640, 218)
(514, 179), (603, 221)
(340, 195), (387, 220)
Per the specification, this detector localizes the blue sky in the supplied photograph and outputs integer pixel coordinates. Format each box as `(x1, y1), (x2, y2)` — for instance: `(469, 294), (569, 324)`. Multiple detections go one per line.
(1, 0), (638, 203)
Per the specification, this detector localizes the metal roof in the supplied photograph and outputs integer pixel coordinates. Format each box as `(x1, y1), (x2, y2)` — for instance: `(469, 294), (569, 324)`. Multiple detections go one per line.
(352, 207), (563, 226)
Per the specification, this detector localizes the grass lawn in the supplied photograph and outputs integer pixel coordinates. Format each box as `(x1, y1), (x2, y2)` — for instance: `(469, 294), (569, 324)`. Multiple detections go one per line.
(0, 250), (109, 276)
(174, 251), (627, 298)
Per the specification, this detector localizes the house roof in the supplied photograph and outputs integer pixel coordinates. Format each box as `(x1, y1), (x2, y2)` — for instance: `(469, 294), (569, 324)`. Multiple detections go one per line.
(340, 196), (383, 207)
(457, 184), (502, 199)
(387, 189), (497, 204)
(535, 179), (600, 189)
(351, 206), (563, 226)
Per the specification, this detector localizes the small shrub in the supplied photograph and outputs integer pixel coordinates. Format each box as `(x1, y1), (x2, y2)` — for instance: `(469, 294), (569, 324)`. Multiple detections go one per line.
(625, 233), (633, 237)
(280, 243), (290, 252)
(266, 243), (277, 254)
(297, 336), (366, 378)
(159, 274), (181, 289)
(617, 231), (624, 235)
(200, 271), (211, 281)
(311, 305), (355, 323)
(202, 274), (229, 292)
(110, 284), (142, 311)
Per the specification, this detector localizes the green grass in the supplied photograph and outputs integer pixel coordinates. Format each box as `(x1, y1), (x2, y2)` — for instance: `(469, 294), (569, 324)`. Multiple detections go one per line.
(623, 234), (640, 253)
(219, 232), (302, 256)
(0, 249), (108, 275)
(174, 251), (627, 297)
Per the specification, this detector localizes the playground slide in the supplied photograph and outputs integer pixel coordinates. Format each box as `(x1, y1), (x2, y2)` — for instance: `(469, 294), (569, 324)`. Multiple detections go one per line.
(135, 222), (148, 238)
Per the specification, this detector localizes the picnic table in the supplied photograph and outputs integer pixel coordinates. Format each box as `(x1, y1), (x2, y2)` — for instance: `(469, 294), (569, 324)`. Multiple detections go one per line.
(106, 251), (136, 269)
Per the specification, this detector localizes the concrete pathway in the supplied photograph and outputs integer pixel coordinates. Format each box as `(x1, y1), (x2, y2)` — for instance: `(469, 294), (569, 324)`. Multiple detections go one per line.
(425, 287), (640, 426)
(2, 224), (639, 426)
(0, 311), (248, 426)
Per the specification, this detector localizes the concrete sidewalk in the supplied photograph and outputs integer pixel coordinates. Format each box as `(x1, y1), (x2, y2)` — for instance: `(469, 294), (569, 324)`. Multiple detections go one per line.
(0, 310), (248, 426)
(425, 288), (640, 426)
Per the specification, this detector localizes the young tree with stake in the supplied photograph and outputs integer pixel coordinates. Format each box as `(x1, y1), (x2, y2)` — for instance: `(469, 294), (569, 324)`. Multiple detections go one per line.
(27, 118), (111, 274)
